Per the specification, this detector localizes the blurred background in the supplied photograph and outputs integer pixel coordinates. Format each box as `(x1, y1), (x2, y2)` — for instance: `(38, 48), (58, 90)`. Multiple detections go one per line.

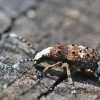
(0, 0), (100, 51)
(0, 0), (100, 100)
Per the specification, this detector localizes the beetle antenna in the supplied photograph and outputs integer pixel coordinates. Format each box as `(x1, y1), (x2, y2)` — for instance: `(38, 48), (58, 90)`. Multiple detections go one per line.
(9, 33), (38, 55)
(12, 58), (34, 69)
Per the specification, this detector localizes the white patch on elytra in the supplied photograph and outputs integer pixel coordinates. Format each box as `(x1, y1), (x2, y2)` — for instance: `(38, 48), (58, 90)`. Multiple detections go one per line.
(34, 47), (52, 63)
(97, 61), (100, 73)
(79, 45), (85, 49)
(78, 45), (85, 58)
(79, 52), (84, 58)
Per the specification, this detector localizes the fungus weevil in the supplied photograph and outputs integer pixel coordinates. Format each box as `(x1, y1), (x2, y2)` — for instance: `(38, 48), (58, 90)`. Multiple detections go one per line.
(8, 33), (100, 94)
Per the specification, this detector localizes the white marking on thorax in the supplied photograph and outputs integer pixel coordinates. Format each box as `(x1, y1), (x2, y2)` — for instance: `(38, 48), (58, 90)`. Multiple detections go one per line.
(34, 47), (52, 60)
(97, 61), (100, 73)
(78, 45), (85, 58)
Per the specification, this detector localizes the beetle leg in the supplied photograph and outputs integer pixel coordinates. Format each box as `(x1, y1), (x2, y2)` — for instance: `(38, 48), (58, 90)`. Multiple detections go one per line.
(43, 61), (62, 73)
(85, 69), (99, 78)
(65, 63), (76, 94)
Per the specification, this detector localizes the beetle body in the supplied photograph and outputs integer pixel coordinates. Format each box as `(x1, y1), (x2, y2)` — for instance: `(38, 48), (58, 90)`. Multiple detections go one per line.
(34, 44), (100, 74)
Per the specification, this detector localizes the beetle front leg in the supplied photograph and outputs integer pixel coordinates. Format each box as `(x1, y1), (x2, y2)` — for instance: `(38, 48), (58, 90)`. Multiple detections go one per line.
(65, 63), (76, 94)
(39, 61), (62, 78)
(43, 61), (62, 73)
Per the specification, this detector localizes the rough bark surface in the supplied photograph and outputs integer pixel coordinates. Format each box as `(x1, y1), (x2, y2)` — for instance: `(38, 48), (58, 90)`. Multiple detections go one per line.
(0, 0), (100, 100)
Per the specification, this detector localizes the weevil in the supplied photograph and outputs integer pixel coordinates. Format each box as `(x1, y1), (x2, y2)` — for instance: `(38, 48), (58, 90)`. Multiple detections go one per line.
(8, 33), (100, 93)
